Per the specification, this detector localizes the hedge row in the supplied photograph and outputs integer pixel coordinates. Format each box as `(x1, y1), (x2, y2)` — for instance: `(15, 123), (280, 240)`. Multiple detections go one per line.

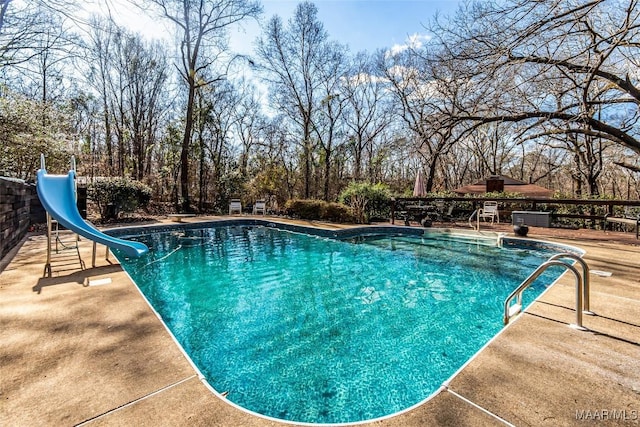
(284, 199), (354, 223)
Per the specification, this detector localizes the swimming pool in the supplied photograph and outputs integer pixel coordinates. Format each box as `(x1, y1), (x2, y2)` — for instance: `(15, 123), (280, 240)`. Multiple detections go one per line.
(111, 222), (576, 424)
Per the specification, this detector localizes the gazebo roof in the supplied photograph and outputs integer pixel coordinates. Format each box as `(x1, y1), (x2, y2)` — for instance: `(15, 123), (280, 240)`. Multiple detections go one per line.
(452, 175), (553, 198)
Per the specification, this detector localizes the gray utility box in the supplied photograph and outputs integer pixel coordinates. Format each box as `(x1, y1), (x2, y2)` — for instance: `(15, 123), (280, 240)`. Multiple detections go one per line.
(512, 211), (551, 227)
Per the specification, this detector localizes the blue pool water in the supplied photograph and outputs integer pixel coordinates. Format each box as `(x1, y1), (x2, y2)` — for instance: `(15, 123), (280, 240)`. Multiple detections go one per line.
(114, 225), (566, 424)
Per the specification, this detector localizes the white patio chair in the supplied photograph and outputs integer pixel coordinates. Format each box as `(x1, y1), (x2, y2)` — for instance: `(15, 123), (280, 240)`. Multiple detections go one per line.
(229, 199), (242, 215)
(253, 200), (266, 215)
(478, 201), (499, 223)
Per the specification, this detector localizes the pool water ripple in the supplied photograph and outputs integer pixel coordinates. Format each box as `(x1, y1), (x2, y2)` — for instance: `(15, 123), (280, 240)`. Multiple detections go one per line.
(115, 225), (567, 424)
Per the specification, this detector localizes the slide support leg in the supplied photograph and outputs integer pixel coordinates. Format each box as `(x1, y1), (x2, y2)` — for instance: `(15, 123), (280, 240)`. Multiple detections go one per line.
(44, 213), (52, 277)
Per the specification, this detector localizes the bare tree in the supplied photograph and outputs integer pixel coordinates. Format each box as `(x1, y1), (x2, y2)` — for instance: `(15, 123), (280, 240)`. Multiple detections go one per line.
(312, 41), (348, 201)
(431, 0), (640, 163)
(341, 51), (393, 181)
(380, 45), (463, 192)
(147, 0), (261, 211)
(119, 36), (169, 180)
(84, 19), (169, 179)
(9, 12), (78, 107)
(256, 1), (332, 199)
(233, 78), (264, 177)
(193, 79), (238, 211)
(0, 0), (79, 65)
(0, 0), (49, 65)
(250, 117), (300, 204)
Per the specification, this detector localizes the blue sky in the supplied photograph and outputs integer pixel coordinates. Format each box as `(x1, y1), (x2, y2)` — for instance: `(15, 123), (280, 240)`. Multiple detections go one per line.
(87, 0), (461, 56)
(252, 0), (462, 53)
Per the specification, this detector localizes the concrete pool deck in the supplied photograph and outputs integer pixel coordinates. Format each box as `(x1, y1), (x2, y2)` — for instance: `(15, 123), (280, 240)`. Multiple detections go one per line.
(1, 217), (639, 426)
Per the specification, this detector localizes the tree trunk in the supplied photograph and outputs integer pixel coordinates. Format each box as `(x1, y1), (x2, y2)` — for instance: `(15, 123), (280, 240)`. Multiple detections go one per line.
(304, 136), (311, 199)
(425, 155), (439, 193)
(180, 82), (196, 212)
(353, 136), (362, 180)
(324, 147), (331, 201)
(198, 135), (205, 212)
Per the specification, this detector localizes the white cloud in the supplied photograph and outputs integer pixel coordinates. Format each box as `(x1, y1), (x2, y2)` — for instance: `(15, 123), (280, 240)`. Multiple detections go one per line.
(385, 33), (432, 58)
(386, 65), (416, 80)
(387, 43), (409, 58)
(341, 72), (389, 87)
(79, 0), (173, 42)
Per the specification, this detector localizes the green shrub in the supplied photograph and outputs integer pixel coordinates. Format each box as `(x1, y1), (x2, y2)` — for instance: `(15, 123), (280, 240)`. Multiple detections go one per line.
(88, 177), (152, 220)
(285, 199), (323, 220)
(322, 202), (355, 223)
(549, 193), (613, 229)
(284, 199), (354, 223)
(339, 182), (391, 223)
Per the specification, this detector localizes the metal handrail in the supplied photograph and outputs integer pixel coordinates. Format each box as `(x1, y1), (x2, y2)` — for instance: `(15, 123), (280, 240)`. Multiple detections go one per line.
(469, 208), (479, 230)
(503, 257), (586, 330)
(548, 253), (592, 314)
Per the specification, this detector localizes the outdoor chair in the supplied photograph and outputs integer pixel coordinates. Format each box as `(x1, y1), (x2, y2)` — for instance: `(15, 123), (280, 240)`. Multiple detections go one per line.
(478, 201), (499, 223)
(229, 199), (242, 215)
(253, 200), (266, 215)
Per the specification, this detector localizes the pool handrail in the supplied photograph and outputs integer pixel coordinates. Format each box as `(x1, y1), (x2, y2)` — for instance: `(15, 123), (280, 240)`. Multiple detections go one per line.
(503, 255), (588, 330)
(469, 208), (478, 230)
(547, 253), (592, 314)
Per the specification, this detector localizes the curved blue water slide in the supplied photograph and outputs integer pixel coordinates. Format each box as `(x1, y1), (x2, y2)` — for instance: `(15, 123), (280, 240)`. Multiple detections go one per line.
(36, 168), (149, 258)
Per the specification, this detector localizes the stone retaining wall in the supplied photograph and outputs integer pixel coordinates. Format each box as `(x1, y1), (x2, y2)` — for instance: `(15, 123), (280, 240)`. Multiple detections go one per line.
(0, 178), (45, 260)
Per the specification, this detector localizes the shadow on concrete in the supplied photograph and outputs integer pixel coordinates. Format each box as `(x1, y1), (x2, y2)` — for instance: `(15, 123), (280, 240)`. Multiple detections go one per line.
(527, 311), (640, 347)
(536, 299), (640, 328)
(588, 328), (640, 347)
(33, 264), (123, 294)
(0, 234), (28, 274)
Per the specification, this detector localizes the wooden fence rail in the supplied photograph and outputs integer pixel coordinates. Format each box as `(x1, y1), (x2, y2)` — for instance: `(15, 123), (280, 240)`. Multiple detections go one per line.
(390, 197), (640, 230)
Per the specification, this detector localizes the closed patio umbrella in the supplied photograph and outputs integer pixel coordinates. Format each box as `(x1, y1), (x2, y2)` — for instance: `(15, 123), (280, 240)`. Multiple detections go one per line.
(413, 170), (426, 197)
